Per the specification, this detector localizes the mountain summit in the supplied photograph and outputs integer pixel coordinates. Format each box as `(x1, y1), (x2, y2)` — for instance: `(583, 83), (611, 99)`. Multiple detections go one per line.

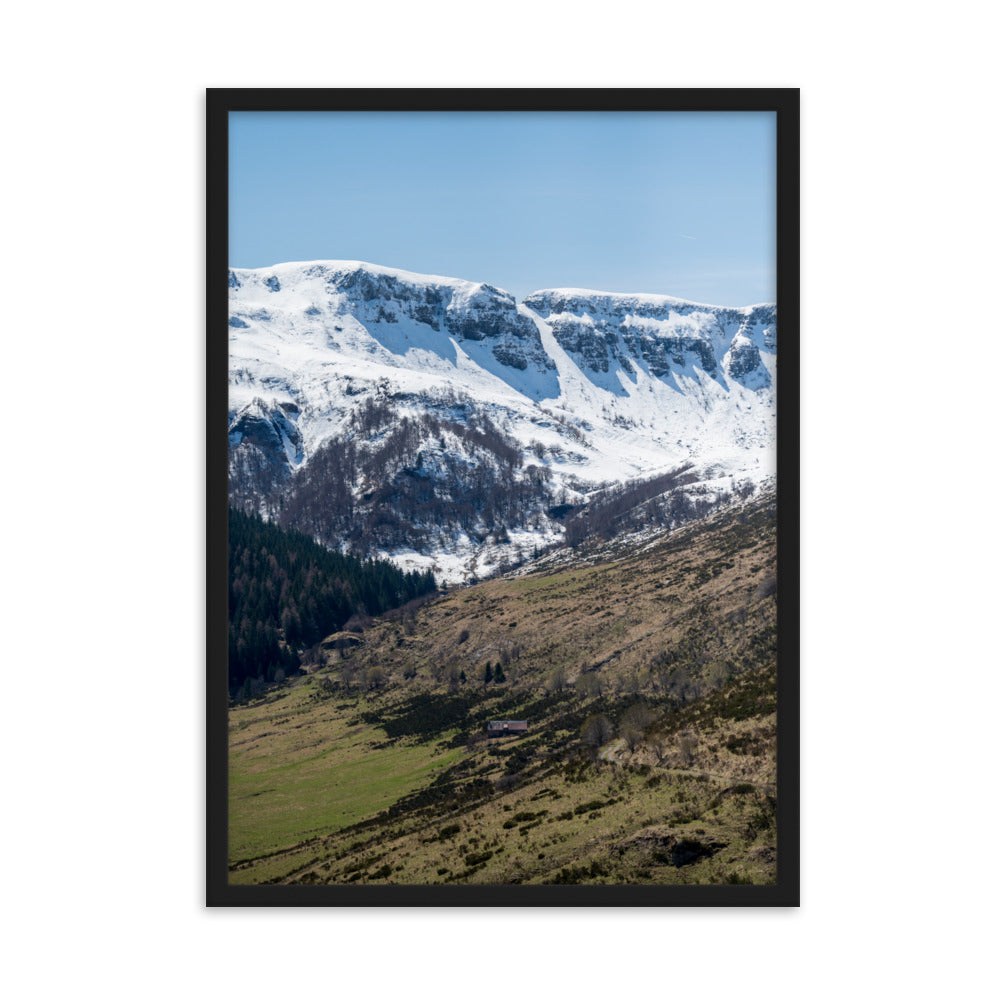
(228, 260), (776, 581)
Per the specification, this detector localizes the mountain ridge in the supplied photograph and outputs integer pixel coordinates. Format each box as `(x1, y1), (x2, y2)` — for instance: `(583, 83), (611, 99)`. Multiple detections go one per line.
(228, 260), (776, 582)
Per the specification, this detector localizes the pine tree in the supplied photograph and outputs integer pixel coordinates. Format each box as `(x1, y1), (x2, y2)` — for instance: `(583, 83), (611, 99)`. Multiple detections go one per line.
(227, 505), (436, 694)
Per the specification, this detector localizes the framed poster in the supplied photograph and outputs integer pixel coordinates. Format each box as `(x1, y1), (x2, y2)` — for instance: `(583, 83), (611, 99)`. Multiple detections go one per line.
(207, 88), (799, 905)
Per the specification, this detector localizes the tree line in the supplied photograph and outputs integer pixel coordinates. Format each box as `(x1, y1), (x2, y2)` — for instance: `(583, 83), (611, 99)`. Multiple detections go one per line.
(562, 465), (757, 547)
(228, 506), (437, 697)
(256, 406), (551, 559)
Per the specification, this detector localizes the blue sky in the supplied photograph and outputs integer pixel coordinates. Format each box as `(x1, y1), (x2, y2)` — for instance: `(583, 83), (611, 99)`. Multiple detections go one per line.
(230, 111), (775, 306)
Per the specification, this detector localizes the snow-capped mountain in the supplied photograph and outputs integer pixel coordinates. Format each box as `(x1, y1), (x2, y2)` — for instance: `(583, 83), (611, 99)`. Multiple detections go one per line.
(228, 260), (776, 582)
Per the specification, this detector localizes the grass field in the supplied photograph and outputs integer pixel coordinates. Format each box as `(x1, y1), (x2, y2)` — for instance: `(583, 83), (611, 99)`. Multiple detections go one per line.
(229, 683), (463, 876)
(227, 491), (778, 885)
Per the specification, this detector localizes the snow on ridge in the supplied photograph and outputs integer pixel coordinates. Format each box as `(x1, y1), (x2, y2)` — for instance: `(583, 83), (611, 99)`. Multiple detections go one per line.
(228, 260), (777, 577)
(230, 261), (774, 315)
(525, 287), (774, 314)
(230, 259), (510, 300)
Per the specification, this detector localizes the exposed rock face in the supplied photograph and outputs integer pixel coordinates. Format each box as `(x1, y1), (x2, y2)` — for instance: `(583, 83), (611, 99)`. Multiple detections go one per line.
(228, 397), (303, 508)
(723, 336), (762, 380)
(524, 289), (775, 387)
(444, 286), (552, 373)
(228, 397), (302, 461)
(319, 264), (554, 375)
(226, 260), (777, 580)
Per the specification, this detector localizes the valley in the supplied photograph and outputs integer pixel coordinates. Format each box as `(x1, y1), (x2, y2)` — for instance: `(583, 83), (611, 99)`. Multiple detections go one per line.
(228, 490), (778, 886)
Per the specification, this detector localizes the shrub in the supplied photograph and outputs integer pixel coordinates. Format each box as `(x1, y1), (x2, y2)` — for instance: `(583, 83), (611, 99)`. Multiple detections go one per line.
(547, 860), (609, 884)
(464, 850), (494, 867)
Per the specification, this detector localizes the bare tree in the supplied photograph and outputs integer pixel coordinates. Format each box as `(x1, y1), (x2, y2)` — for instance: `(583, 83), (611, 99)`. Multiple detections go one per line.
(678, 730), (698, 766)
(365, 665), (386, 690)
(546, 665), (567, 695)
(340, 659), (360, 692)
(575, 672), (602, 699)
(581, 714), (615, 754)
(706, 659), (729, 690)
(619, 704), (658, 751)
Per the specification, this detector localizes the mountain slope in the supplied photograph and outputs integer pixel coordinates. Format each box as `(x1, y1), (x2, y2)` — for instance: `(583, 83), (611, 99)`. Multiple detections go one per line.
(228, 490), (778, 886)
(227, 507), (436, 696)
(228, 260), (776, 580)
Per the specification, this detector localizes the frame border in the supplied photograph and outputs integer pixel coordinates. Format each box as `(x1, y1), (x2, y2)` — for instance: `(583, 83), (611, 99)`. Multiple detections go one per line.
(207, 88), (799, 907)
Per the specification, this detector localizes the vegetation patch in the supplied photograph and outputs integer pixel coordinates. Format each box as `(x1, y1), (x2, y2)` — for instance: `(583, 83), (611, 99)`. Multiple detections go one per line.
(574, 798), (617, 815)
(464, 850), (495, 867)
(227, 491), (779, 886)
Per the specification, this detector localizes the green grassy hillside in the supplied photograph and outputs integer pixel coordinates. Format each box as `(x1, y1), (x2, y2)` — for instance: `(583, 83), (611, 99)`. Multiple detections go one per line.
(228, 491), (778, 885)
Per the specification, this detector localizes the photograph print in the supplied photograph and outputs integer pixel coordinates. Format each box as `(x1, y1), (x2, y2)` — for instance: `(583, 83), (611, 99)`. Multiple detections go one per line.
(208, 90), (799, 904)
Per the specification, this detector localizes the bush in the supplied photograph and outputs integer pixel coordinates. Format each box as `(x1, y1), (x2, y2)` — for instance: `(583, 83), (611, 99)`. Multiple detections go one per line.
(547, 860), (609, 884)
(504, 809), (547, 828)
(464, 850), (494, 867)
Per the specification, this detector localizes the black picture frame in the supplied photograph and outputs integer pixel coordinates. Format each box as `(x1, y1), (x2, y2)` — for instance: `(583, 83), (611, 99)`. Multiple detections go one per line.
(207, 87), (799, 907)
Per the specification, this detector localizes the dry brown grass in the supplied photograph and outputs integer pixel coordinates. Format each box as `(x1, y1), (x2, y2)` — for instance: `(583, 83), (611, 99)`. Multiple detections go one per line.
(328, 494), (776, 702)
(228, 492), (780, 885)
